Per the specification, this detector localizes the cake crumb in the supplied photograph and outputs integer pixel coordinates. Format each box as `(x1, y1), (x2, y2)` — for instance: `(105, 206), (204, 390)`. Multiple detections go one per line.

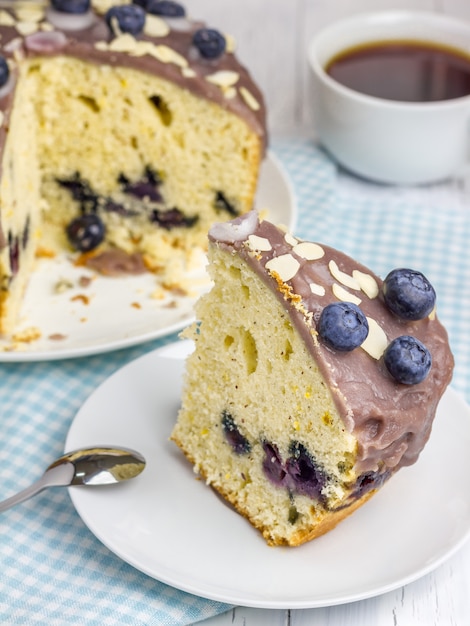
(78, 275), (93, 288)
(71, 294), (90, 305)
(12, 326), (41, 343)
(48, 333), (67, 341)
(36, 246), (56, 258)
(54, 278), (74, 293)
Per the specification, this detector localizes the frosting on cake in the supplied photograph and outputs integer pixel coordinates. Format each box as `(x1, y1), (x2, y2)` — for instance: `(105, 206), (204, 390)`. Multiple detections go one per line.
(209, 212), (454, 475)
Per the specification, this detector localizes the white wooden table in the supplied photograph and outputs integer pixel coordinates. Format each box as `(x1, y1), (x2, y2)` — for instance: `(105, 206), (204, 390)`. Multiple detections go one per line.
(199, 536), (470, 625)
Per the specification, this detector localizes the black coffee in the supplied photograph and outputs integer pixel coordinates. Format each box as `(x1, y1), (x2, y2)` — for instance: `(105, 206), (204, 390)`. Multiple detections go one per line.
(325, 40), (470, 102)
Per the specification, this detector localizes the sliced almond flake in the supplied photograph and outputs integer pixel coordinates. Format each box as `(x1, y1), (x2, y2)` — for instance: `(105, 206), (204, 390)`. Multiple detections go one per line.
(239, 86), (260, 111)
(222, 85), (237, 99)
(294, 241), (325, 261)
(40, 22), (55, 32)
(12, 326), (41, 343)
(16, 21), (40, 36)
(266, 254), (300, 282)
(0, 11), (16, 26)
(12, 46), (24, 62)
(15, 7), (45, 23)
(225, 33), (236, 53)
(149, 44), (188, 67)
(205, 70), (239, 88)
(284, 232), (298, 246)
(428, 306), (436, 321)
(329, 259), (361, 290)
(361, 317), (388, 359)
(352, 269), (379, 299)
(109, 14), (121, 37)
(107, 33), (137, 53)
(247, 234), (272, 252)
(144, 14), (170, 38)
(309, 282), (325, 297)
(92, 0), (125, 14)
(128, 40), (155, 57)
(181, 66), (196, 78)
(332, 283), (361, 305)
(94, 40), (108, 51)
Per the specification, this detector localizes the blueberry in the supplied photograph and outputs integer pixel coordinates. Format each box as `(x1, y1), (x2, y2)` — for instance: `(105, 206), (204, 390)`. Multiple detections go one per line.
(384, 335), (432, 385)
(119, 167), (163, 202)
(126, 180), (161, 201)
(318, 302), (369, 351)
(0, 56), (9, 89)
(192, 28), (226, 59)
(214, 191), (239, 217)
(383, 268), (436, 320)
(150, 207), (198, 229)
(286, 442), (327, 500)
(57, 173), (97, 211)
(102, 199), (138, 217)
(105, 4), (146, 36)
(66, 214), (105, 252)
(262, 440), (328, 502)
(146, 0), (186, 17)
(221, 411), (251, 455)
(22, 216), (30, 250)
(8, 232), (19, 276)
(262, 442), (287, 486)
(355, 470), (390, 497)
(51, 0), (90, 13)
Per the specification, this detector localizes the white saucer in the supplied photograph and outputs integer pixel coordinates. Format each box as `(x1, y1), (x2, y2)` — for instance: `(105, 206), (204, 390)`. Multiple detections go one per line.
(0, 152), (296, 361)
(65, 340), (470, 609)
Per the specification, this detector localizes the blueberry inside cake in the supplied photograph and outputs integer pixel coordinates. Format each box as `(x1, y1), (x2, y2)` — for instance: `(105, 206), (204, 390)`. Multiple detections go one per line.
(0, 0), (266, 334)
(171, 212), (454, 546)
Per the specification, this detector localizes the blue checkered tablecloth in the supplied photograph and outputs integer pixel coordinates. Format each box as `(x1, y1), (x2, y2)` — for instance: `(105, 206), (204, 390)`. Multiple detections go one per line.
(1, 138), (469, 625)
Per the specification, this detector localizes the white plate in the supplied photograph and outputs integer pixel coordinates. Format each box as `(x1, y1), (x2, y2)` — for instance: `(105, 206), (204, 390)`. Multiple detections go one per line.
(66, 341), (470, 609)
(0, 152), (296, 362)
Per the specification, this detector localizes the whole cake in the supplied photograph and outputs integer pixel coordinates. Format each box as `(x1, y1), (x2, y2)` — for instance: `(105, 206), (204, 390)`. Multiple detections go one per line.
(171, 211), (454, 547)
(0, 0), (266, 334)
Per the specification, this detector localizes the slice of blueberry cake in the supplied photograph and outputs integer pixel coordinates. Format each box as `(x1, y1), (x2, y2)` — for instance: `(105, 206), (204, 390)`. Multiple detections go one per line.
(171, 211), (454, 546)
(0, 0), (266, 334)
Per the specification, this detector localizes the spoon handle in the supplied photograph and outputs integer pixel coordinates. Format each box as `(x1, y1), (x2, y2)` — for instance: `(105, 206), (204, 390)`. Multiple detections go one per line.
(0, 462), (75, 513)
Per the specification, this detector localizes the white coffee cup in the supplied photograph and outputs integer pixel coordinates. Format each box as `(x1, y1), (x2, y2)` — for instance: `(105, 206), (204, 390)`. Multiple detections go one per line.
(308, 11), (470, 185)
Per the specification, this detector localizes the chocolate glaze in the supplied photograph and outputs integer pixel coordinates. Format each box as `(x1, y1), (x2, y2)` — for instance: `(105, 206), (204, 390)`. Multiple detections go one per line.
(209, 212), (454, 475)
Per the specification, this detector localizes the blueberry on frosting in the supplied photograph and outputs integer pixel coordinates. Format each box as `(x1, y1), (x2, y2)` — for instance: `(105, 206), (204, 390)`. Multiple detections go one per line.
(384, 335), (432, 385)
(146, 0), (186, 17)
(0, 56), (9, 89)
(193, 28), (226, 59)
(105, 4), (146, 36)
(318, 302), (369, 352)
(383, 268), (436, 321)
(51, 0), (90, 13)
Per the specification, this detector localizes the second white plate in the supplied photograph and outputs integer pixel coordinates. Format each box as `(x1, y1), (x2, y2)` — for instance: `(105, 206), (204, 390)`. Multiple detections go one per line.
(0, 152), (296, 361)
(66, 341), (470, 609)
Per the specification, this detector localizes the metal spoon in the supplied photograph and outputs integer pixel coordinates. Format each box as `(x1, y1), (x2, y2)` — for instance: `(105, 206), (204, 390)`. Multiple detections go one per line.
(0, 446), (146, 513)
